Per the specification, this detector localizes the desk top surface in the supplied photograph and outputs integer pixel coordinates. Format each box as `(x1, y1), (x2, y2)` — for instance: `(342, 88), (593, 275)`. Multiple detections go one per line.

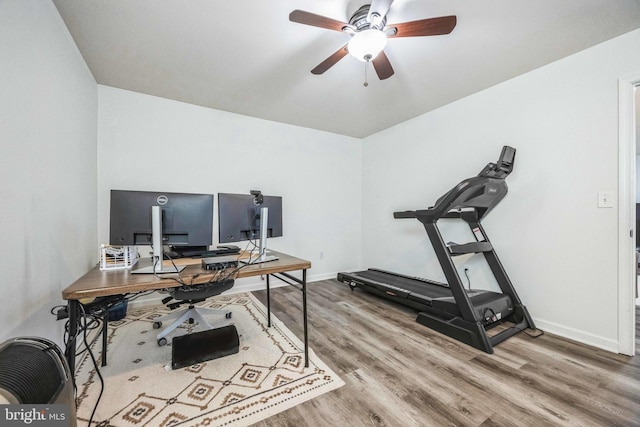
(62, 251), (311, 300)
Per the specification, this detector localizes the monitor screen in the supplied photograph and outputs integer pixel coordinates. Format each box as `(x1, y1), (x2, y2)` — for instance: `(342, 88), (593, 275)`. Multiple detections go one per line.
(218, 193), (283, 244)
(109, 190), (214, 247)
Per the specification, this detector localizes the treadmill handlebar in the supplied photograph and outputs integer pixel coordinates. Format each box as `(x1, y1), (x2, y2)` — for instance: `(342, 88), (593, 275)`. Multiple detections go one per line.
(393, 146), (515, 223)
(424, 177), (495, 221)
(393, 210), (417, 219)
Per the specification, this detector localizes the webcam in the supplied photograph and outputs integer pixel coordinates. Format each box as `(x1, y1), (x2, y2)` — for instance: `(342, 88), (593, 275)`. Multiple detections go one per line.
(250, 190), (263, 205)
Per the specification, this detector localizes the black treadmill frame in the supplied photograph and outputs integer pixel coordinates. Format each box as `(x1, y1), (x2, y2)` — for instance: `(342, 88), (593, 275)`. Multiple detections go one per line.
(412, 209), (535, 353)
(339, 146), (536, 353)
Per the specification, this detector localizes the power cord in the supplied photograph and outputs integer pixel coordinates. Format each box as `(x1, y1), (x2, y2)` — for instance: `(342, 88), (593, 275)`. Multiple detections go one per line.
(511, 319), (546, 338)
(243, 236), (277, 265)
(78, 303), (104, 426)
(147, 244), (252, 301)
(483, 307), (498, 324)
(73, 315), (101, 358)
(463, 267), (472, 290)
(54, 302), (105, 426)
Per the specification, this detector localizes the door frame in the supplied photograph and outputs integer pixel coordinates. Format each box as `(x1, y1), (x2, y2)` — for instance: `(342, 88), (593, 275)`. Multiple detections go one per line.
(618, 75), (638, 356)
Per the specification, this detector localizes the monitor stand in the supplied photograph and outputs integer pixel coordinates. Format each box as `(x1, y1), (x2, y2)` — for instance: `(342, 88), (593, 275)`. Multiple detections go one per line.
(240, 206), (278, 265)
(243, 251), (279, 265)
(132, 206), (186, 274)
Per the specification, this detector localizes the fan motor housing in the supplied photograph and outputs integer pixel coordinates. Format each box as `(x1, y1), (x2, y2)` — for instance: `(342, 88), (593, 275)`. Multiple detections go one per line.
(349, 5), (387, 30)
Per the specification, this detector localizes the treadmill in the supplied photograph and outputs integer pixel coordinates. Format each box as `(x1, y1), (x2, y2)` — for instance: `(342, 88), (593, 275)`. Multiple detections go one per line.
(337, 146), (536, 353)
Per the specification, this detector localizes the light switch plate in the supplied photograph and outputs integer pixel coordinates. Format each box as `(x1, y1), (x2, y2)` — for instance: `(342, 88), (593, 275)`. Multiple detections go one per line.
(597, 191), (614, 208)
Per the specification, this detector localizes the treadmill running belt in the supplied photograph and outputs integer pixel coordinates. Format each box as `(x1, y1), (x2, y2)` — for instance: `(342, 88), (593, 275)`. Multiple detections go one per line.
(350, 269), (453, 299)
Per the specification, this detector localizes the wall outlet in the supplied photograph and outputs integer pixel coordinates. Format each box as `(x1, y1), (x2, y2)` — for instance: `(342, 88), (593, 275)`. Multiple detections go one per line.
(319, 251), (324, 259)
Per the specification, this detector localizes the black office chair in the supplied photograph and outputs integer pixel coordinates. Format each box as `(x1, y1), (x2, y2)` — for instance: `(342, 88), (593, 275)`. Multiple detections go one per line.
(153, 278), (235, 346)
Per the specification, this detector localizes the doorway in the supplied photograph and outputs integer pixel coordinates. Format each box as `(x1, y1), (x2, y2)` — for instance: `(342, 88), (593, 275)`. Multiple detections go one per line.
(618, 76), (639, 356)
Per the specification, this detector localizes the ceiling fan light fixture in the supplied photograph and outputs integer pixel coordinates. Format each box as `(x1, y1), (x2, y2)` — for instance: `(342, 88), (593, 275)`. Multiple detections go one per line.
(348, 29), (387, 62)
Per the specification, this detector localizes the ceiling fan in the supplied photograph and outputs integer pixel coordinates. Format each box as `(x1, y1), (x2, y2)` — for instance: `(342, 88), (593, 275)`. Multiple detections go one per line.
(289, 0), (457, 81)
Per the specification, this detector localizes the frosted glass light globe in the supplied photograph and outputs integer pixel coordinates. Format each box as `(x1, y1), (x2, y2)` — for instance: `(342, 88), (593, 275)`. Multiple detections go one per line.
(348, 29), (387, 62)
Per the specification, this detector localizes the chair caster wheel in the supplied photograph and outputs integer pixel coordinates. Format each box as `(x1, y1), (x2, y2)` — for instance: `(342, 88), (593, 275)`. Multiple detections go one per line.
(153, 321), (162, 329)
(226, 312), (232, 319)
(157, 337), (167, 346)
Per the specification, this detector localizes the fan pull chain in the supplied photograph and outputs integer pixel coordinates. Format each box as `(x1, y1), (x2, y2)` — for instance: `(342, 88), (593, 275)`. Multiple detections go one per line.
(363, 62), (369, 87)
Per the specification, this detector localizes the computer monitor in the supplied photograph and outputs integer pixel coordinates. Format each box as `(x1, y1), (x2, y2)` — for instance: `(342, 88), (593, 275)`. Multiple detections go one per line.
(109, 190), (214, 273)
(218, 192), (282, 263)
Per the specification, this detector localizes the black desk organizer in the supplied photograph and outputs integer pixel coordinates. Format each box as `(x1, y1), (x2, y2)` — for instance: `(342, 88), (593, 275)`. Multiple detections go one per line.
(171, 324), (239, 369)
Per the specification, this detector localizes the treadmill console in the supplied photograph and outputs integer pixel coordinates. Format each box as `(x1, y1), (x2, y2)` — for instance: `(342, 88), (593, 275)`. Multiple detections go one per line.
(478, 145), (516, 179)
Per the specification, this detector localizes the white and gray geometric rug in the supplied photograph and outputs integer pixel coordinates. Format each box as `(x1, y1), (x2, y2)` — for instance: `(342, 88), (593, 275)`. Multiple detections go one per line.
(74, 293), (344, 426)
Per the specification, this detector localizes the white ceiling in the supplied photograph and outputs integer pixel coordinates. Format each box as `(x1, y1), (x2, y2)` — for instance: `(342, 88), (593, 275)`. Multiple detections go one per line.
(53, 0), (640, 138)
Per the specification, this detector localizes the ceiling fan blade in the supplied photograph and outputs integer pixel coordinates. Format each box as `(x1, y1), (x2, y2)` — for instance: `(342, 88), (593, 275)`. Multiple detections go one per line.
(388, 15), (457, 38)
(372, 51), (394, 80)
(289, 10), (348, 32)
(311, 44), (349, 75)
(368, 0), (394, 22)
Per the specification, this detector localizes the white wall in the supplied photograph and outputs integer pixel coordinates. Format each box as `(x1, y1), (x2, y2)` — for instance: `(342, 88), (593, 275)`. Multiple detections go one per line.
(0, 1), (97, 347)
(362, 29), (640, 352)
(97, 86), (362, 292)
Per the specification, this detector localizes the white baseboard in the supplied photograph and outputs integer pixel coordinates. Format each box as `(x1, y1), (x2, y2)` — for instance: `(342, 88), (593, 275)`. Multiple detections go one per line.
(533, 318), (619, 354)
(307, 272), (342, 281)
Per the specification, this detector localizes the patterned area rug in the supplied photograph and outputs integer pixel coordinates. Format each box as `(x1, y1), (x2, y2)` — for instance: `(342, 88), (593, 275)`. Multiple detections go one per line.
(75, 293), (344, 426)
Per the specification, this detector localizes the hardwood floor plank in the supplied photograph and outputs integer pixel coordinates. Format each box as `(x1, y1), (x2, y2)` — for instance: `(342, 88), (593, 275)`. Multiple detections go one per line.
(251, 279), (639, 427)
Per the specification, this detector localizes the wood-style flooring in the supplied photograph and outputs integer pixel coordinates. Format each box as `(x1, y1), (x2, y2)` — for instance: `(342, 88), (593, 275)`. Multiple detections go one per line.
(252, 279), (640, 427)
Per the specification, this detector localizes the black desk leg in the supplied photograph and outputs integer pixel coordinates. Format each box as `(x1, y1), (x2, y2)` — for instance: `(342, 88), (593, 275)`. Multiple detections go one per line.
(265, 270), (309, 368)
(266, 274), (272, 327)
(302, 269), (308, 368)
(101, 312), (108, 367)
(65, 300), (79, 375)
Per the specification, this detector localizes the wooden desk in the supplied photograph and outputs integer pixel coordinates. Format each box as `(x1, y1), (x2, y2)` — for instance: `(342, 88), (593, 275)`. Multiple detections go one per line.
(62, 251), (311, 373)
